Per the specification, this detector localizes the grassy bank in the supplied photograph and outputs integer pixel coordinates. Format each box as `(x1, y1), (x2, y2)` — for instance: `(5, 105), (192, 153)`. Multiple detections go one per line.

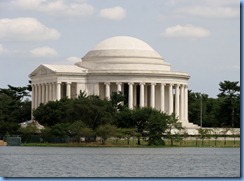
(21, 139), (240, 148)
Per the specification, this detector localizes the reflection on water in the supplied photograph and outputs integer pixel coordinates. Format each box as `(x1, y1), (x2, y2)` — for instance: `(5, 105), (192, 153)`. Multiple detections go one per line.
(0, 147), (240, 177)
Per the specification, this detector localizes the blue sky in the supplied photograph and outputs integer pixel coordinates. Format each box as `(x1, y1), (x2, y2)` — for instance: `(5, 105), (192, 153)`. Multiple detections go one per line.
(0, 0), (240, 98)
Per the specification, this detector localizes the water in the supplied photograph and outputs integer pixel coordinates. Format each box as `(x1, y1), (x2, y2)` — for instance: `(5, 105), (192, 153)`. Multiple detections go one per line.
(0, 147), (240, 177)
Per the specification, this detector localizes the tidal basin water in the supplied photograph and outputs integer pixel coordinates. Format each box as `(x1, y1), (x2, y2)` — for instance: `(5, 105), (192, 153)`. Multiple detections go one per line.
(0, 147), (240, 177)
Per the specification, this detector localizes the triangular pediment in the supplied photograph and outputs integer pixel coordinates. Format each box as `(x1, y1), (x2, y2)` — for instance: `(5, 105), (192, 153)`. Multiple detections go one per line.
(29, 64), (56, 78)
(29, 64), (88, 78)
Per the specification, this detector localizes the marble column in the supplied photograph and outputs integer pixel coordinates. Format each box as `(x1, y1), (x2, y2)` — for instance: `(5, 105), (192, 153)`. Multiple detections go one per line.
(175, 84), (180, 118)
(184, 85), (188, 121)
(31, 84), (35, 110)
(160, 83), (165, 112)
(128, 82), (134, 109)
(76, 83), (81, 98)
(38, 84), (41, 107)
(140, 83), (145, 108)
(133, 84), (137, 106)
(52, 83), (56, 101)
(168, 84), (173, 115)
(66, 82), (71, 98)
(34, 84), (38, 109)
(104, 82), (110, 100)
(150, 83), (156, 108)
(180, 85), (184, 121)
(41, 84), (45, 103)
(45, 83), (49, 103)
(116, 82), (122, 93)
(49, 83), (52, 101)
(56, 82), (61, 100)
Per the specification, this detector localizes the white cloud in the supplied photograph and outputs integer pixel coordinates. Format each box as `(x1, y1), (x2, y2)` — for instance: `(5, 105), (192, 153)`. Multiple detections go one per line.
(67, 56), (81, 63)
(99, 6), (126, 20)
(158, 0), (240, 20)
(0, 44), (7, 54)
(9, 0), (94, 18)
(30, 46), (58, 57)
(161, 24), (211, 38)
(177, 6), (239, 18)
(0, 17), (60, 41)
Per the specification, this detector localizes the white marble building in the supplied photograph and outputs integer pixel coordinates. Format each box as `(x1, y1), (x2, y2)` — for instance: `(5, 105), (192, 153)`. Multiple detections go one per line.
(29, 36), (198, 128)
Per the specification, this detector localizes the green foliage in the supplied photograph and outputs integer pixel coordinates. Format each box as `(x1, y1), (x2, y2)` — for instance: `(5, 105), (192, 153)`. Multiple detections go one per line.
(218, 81), (240, 128)
(96, 124), (117, 144)
(188, 80), (240, 128)
(165, 114), (184, 146)
(147, 111), (168, 146)
(0, 80), (240, 145)
(0, 84), (31, 123)
(51, 123), (71, 137)
(18, 123), (38, 143)
(197, 128), (212, 146)
(0, 121), (20, 135)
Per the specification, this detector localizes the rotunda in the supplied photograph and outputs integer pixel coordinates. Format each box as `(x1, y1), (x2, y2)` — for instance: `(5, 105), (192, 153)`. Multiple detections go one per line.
(29, 36), (197, 128)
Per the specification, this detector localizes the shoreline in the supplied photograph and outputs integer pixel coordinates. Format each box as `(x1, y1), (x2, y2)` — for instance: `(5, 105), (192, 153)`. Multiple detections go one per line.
(19, 142), (240, 148)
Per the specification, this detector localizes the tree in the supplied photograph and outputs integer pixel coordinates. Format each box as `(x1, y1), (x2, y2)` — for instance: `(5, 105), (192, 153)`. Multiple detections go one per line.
(165, 114), (183, 146)
(197, 128), (211, 146)
(218, 81), (240, 128)
(0, 121), (20, 136)
(211, 128), (221, 146)
(132, 107), (156, 145)
(81, 127), (94, 143)
(96, 124), (117, 144)
(18, 123), (38, 143)
(33, 100), (68, 126)
(110, 91), (126, 111)
(147, 111), (168, 146)
(51, 123), (70, 137)
(119, 128), (137, 145)
(0, 84), (31, 123)
(188, 91), (209, 126)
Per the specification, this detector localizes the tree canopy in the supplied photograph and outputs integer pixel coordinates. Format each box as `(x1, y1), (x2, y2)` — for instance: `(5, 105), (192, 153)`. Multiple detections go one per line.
(0, 80), (240, 143)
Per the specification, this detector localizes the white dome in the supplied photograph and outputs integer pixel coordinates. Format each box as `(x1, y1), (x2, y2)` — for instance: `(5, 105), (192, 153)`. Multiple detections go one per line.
(83, 36), (162, 59)
(76, 36), (171, 72)
(93, 36), (155, 51)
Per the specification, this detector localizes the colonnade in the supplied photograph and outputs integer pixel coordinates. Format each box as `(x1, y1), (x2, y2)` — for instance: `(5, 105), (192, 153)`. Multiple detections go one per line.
(103, 82), (188, 121)
(32, 81), (189, 122)
(32, 82), (69, 110)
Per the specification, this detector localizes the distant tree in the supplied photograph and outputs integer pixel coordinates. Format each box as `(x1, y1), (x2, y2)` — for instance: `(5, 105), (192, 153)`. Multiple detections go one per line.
(211, 128), (221, 146)
(165, 114), (184, 146)
(110, 91), (126, 111)
(33, 100), (68, 126)
(51, 123), (70, 137)
(119, 128), (137, 145)
(188, 91), (208, 126)
(96, 124), (117, 144)
(132, 107), (156, 145)
(220, 127), (230, 145)
(218, 81), (240, 128)
(81, 127), (94, 143)
(197, 128), (211, 146)
(0, 84), (31, 123)
(18, 123), (38, 143)
(68, 121), (86, 138)
(147, 111), (168, 146)
(115, 108), (134, 128)
(230, 128), (239, 145)
(40, 127), (52, 142)
(0, 121), (20, 136)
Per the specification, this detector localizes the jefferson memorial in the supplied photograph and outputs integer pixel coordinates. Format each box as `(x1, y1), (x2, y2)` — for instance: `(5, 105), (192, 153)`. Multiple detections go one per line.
(29, 36), (198, 128)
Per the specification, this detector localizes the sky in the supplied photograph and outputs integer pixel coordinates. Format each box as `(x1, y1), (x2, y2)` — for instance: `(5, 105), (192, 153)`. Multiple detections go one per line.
(0, 0), (240, 98)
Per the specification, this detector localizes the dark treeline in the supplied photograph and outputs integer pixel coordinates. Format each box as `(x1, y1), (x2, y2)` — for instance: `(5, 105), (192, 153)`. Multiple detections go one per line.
(0, 80), (240, 145)
(188, 81), (240, 128)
